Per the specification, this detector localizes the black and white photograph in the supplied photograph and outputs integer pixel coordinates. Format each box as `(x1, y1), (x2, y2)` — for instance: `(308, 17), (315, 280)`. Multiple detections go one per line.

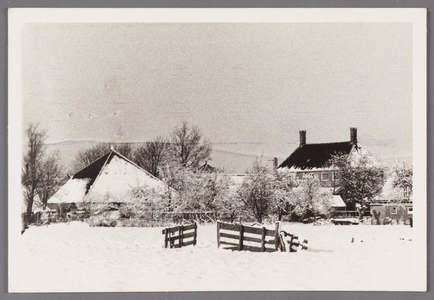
(8, 8), (427, 292)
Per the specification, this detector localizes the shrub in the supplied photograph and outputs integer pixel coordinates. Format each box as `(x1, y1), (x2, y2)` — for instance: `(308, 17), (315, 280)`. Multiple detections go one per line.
(87, 215), (117, 227)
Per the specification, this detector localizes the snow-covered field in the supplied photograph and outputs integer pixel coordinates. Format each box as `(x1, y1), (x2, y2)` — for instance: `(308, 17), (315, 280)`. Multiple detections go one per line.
(10, 222), (422, 292)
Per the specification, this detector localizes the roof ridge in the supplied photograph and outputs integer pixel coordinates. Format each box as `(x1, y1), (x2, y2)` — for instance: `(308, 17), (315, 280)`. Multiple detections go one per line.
(301, 140), (352, 146)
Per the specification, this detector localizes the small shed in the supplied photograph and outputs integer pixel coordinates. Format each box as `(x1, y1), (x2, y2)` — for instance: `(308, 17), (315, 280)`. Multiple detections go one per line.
(330, 195), (348, 217)
(331, 195), (346, 209)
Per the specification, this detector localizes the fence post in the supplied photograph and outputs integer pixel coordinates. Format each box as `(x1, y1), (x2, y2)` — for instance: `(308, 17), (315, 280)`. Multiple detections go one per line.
(179, 225), (184, 248)
(290, 235), (299, 252)
(164, 229), (168, 248)
(193, 222), (197, 246)
(274, 222), (281, 251)
(238, 223), (244, 251)
(217, 221), (221, 248)
(261, 227), (266, 252)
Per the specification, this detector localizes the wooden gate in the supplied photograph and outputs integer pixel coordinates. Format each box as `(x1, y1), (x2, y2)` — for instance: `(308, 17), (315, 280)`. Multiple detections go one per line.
(162, 222), (198, 248)
(216, 221), (281, 252)
(217, 221), (308, 253)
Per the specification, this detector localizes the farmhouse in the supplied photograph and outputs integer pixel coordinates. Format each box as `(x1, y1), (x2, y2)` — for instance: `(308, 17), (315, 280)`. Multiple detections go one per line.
(48, 149), (168, 206)
(277, 128), (374, 216)
(278, 128), (360, 190)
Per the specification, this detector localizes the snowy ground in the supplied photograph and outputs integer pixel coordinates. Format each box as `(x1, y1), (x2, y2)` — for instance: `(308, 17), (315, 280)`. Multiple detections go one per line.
(10, 222), (422, 292)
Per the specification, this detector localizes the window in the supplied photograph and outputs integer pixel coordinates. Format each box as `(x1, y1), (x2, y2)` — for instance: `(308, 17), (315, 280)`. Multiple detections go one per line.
(407, 207), (413, 215)
(321, 172), (329, 181)
(403, 187), (411, 200)
(390, 207), (398, 214)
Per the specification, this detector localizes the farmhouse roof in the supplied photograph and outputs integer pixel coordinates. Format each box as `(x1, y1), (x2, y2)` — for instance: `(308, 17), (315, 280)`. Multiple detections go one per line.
(48, 150), (167, 204)
(279, 142), (356, 170)
(278, 128), (358, 170)
(73, 152), (112, 193)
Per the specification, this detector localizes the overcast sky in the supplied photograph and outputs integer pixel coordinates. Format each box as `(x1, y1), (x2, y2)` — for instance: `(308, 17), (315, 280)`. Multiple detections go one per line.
(21, 22), (412, 171)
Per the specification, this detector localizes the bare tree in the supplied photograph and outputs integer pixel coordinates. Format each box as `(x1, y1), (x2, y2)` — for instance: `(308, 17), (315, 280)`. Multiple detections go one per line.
(73, 143), (133, 172)
(37, 151), (64, 209)
(134, 137), (169, 178)
(22, 124), (64, 227)
(22, 124), (47, 225)
(169, 121), (212, 169)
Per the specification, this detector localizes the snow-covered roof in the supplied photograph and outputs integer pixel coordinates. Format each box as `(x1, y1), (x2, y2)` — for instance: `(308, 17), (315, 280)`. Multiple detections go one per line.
(48, 150), (168, 204)
(48, 178), (90, 204)
(331, 195), (346, 208)
(279, 141), (356, 170)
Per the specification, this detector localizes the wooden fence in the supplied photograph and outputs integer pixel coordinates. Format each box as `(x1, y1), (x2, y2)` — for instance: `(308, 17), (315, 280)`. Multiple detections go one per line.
(279, 231), (308, 253)
(162, 222), (198, 249)
(217, 221), (308, 253)
(217, 221), (281, 252)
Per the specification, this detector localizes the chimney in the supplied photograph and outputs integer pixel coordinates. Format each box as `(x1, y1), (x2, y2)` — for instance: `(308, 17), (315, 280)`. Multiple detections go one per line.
(350, 127), (357, 144)
(273, 157), (278, 169)
(299, 130), (306, 147)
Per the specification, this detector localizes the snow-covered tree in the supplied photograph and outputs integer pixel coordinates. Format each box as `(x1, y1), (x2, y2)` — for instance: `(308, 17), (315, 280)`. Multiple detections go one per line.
(272, 170), (297, 221)
(331, 151), (384, 219)
(119, 185), (171, 220)
(392, 161), (413, 201)
(293, 177), (333, 220)
(160, 162), (231, 215)
(237, 160), (275, 223)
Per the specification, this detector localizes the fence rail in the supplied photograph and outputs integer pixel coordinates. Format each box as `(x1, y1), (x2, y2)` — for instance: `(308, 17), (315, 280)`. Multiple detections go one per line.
(217, 221), (281, 252)
(279, 231), (308, 252)
(162, 222), (198, 249)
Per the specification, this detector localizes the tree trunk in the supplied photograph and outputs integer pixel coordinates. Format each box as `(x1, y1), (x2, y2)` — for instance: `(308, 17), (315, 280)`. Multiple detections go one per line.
(357, 206), (365, 221)
(26, 188), (35, 226)
(278, 208), (283, 221)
